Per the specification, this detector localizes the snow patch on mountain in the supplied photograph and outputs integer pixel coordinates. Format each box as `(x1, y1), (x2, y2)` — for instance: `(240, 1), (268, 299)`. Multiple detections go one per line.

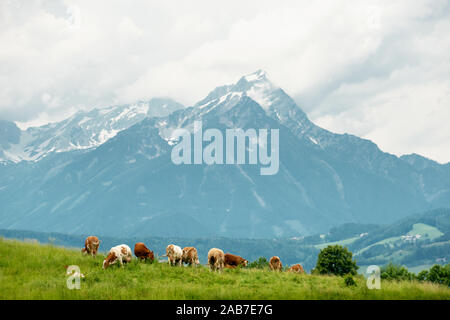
(245, 76), (277, 111)
(244, 69), (267, 82)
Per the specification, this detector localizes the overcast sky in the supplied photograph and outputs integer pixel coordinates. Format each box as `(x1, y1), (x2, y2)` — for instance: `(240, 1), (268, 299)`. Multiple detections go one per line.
(1, 0), (449, 163)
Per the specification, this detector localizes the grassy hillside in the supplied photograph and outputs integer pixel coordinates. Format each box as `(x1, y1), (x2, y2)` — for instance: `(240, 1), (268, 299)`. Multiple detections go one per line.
(315, 236), (360, 250)
(0, 208), (449, 273)
(0, 238), (449, 300)
(0, 229), (320, 270)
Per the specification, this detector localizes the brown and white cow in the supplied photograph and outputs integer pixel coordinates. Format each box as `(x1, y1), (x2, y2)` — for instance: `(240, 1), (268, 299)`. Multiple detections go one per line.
(81, 236), (100, 256)
(269, 256), (283, 271)
(102, 244), (132, 269)
(182, 247), (200, 266)
(224, 253), (248, 269)
(165, 244), (183, 266)
(288, 264), (304, 273)
(208, 248), (225, 272)
(134, 242), (154, 261)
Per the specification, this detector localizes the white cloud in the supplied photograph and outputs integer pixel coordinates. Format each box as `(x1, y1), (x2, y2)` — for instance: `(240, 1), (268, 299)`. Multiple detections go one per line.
(0, 0), (450, 163)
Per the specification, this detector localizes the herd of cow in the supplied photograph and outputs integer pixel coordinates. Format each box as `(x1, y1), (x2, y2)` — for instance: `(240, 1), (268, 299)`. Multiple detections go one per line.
(81, 235), (304, 273)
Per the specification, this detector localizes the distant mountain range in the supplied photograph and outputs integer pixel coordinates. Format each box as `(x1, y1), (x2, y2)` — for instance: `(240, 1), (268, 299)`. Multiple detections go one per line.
(0, 70), (449, 238)
(0, 98), (183, 162)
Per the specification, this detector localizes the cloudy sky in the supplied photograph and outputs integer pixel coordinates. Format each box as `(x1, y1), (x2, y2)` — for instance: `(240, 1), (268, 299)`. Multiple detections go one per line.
(1, 0), (449, 163)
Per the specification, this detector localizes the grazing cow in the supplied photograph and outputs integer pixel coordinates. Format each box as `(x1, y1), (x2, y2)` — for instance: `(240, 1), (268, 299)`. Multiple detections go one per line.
(288, 264), (304, 273)
(81, 236), (100, 256)
(269, 256), (283, 271)
(208, 248), (225, 272)
(134, 242), (154, 261)
(165, 244), (183, 266)
(224, 253), (248, 269)
(182, 247), (200, 266)
(103, 244), (132, 269)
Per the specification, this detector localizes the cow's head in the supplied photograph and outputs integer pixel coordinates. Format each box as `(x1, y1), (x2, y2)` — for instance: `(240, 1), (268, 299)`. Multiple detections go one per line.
(102, 252), (117, 269)
(243, 259), (248, 267)
(148, 250), (155, 261)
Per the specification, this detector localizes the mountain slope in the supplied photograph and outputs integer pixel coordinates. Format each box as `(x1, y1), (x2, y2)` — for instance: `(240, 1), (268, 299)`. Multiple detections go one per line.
(400, 154), (450, 207)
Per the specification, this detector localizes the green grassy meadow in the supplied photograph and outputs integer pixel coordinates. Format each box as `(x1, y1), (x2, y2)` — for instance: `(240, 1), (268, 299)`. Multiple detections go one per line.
(315, 236), (360, 250)
(0, 238), (449, 300)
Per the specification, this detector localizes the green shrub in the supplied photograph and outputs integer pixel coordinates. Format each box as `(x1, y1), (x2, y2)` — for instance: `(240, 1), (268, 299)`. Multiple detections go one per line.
(248, 257), (269, 269)
(417, 270), (429, 281)
(380, 263), (415, 281)
(418, 264), (450, 286)
(313, 245), (358, 276)
(344, 275), (357, 287)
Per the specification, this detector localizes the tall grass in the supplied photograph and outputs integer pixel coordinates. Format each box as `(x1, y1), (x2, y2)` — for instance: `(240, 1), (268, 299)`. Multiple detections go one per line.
(0, 238), (449, 300)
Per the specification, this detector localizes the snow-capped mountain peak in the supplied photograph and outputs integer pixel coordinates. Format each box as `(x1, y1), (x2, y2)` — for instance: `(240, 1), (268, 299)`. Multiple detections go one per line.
(192, 70), (313, 138)
(243, 69), (268, 83)
(194, 70), (280, 112)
